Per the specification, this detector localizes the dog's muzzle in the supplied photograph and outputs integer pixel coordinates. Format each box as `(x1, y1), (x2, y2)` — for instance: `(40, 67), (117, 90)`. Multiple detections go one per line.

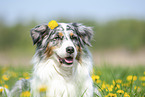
(57, 46), (75, 66)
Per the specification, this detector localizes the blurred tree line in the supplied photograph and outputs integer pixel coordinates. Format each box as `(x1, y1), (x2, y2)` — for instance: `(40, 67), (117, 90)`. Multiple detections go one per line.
(0, 18), (145, 53)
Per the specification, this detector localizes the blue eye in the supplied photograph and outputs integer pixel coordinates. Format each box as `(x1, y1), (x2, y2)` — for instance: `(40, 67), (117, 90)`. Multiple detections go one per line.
(71, 35), (78, 44)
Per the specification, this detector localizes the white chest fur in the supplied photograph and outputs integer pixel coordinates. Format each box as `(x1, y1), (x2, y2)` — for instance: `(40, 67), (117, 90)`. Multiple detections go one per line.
(31, 57), (93, 97)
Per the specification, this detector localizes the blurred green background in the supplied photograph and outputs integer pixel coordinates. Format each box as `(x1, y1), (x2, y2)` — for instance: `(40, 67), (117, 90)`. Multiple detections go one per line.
(0, 18), (145, 66)
(0, 0), (145, 66)
(0, 18), (145, 52)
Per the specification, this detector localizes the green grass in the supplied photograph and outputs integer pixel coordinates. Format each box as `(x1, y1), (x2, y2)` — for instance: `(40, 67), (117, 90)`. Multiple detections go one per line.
(0, 64), (145, 97)
(93, 64), (145, 97)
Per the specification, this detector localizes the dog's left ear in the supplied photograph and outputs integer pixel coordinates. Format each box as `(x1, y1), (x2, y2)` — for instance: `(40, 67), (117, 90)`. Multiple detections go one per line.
(72, 23), (93, 47)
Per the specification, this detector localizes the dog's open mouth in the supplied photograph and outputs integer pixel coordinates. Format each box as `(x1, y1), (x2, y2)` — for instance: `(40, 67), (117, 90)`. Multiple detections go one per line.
(57, 55), (74, 65)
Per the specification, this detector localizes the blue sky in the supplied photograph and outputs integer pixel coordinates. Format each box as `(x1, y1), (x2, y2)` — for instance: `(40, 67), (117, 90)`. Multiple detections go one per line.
(0, 0), (145, 25)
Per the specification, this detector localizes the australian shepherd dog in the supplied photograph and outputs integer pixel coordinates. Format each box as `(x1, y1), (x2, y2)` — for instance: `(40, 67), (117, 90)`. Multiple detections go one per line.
(8, 21), (101, 97)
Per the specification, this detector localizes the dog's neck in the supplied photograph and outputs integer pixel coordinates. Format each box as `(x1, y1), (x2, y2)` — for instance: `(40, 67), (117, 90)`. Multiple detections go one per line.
(52, 60), (77, 79)
(33, 56), (77, 81)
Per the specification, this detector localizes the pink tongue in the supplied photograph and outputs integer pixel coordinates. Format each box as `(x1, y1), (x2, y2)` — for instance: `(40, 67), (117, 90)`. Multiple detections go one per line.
(65, 58), (73, 63)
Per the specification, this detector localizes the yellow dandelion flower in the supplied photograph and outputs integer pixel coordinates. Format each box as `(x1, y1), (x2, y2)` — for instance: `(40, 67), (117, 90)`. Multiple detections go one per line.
(96, 79), (101, 83)
(39, 85), (47, 92)
(0, 88), (3, 92)
(4, 84), (9, 89)
(105, 84), (114, 92)
(116, 79), (122, 83)
(134, 86), (137, 90)
(105, 84), (110, 91)
(117, 84), (120, 88)
(115, 84), (120, 90)
(117, 90), (124, 94)
(91, 75), (100, 82)
(101, 82), (106, 90)
(2, 74), (10, 81)
(113, 80), (116, 85)
(144, 71), (145, 75)
(25, 77), (30, 79)
(20, 91), (31, 97)
(126, 75), (137, 81)
(139, 76), (145, 81)
(124, 92), (130, 97)
(105, 93), (117, 97)
(108, 87), (113, 92)
(48, 20), (58, 29)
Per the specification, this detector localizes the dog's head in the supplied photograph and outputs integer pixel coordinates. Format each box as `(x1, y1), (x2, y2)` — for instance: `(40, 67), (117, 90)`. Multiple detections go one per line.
(30, 21), (93, 67)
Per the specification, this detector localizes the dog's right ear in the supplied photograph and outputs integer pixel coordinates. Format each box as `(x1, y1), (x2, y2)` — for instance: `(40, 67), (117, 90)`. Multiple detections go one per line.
(30, 24), (49, 45)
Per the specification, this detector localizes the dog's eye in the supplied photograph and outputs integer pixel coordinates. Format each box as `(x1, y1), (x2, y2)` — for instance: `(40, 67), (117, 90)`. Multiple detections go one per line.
(53, 36), (60, 41)
(71, 35), (78, 41)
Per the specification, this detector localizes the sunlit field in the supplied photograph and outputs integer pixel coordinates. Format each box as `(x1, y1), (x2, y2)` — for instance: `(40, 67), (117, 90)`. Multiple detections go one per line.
(0, 18), (145, 97)
(0, 65), (145, 97)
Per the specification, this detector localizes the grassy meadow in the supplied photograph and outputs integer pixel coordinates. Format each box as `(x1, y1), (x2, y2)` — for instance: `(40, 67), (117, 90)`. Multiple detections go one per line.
(0, 18), (145, 96)
(0, 65), (145, 97)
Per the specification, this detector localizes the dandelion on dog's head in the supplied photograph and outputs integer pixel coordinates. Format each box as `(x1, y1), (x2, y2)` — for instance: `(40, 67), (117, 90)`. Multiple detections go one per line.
(48, 20), (58, 29)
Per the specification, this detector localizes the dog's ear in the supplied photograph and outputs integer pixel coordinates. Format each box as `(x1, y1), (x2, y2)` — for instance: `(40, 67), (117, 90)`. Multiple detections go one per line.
(72, 23), (93, 47)
(30, 24), (49, 45)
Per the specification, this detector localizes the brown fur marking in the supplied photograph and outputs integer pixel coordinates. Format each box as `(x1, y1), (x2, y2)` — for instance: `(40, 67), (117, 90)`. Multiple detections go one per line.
(45, 44), (54, 58)
(59, 32), (63, 37)
(76, 45), (82, 63)
(70, 32), (74, 37)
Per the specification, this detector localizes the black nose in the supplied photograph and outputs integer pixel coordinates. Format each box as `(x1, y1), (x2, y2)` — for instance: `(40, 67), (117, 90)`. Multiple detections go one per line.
(66, 46), (74, 54)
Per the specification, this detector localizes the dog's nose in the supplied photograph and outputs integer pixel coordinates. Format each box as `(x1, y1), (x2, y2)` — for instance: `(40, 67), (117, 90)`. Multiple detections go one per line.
(66, 46), (74, 54)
